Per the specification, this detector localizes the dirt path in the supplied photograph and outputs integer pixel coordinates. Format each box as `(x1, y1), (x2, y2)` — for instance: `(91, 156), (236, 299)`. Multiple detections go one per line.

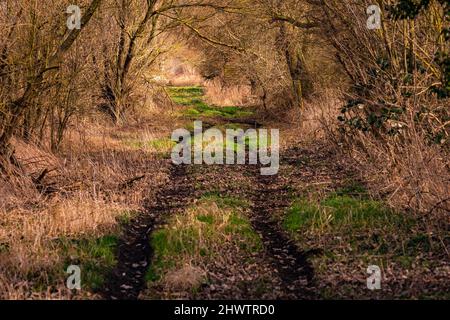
(99, 84), (449, 300)
(101, 86), (319, 299)
(102, 151), (324, 300)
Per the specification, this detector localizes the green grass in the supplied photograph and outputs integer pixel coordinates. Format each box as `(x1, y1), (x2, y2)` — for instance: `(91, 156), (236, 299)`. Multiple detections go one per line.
(196, 214), (215, 225)
(124, 137), (175, 154)
(284, 199), (322, 232)
(199, 192), (250, 209)
(167, 86), (205, 107)
(283, 187), (447, 298)
(335, 182), (369, 198)
(167, 86), (204, 104)
(167, 85), (259, 160)
(284, 195), (402, 233)
(167, 86), (254, 120)
(146, 195), (260, 283)
(192, 128), (272, 156)
(58, 235), (118, 291)
(168, 86), (207, 109)
(225, 213), (263, 252)
(282, 191), (418, 260)
(185, 103), (253, 119)
(149, 138), (177, 151)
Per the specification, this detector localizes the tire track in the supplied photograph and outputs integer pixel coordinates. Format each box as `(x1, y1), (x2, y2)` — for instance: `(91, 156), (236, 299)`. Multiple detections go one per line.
(248, 165), (316, 299)
(102, 163), (194, 300)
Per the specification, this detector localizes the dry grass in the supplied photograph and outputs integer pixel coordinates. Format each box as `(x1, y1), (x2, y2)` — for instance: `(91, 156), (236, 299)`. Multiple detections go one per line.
(297, 92), (450, 216)
(283, 90), (449, 217)
(163, 264), (206, 292)
(348, 128), (450, 215)
(0, 108), (174, 300)
(277, 89), (342, 149)
(204, 79), (255, 107)
(0, 196), (124, 300)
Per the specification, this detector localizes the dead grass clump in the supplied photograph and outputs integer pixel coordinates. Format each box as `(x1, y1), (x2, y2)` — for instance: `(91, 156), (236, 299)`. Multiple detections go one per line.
(348, 128), (450, 215)
(204, 79), (255, 107)
(164, 264), (206, 292)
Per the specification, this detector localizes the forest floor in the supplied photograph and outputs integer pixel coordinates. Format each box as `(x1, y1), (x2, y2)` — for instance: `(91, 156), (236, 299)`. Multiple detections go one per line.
(99, 86), (449, 300)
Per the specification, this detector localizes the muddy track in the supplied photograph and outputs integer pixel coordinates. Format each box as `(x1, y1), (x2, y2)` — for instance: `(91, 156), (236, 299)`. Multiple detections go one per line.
(249, 168), (316, 299)
(101, 163), (194, 300)
(101, 130), (317, 299)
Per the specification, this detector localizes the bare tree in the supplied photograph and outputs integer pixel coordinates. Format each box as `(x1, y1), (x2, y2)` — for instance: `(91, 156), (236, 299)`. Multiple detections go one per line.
(0, 0), (103, 171)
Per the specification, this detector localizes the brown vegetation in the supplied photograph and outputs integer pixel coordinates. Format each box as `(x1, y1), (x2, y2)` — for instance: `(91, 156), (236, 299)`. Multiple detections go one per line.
(0, 0), (448, 299)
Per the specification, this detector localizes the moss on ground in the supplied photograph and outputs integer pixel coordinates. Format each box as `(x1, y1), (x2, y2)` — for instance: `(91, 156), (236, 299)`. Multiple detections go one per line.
(146, 194), (261, 286)
(283, 184), (448, 299)
(58, 235), (118, 291)
(167, 86), (254, 120)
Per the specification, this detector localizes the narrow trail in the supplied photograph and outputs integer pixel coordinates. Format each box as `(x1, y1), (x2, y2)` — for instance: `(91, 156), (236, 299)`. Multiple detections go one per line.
(101, 86), (318, 299)
(102, 163), (195, 300)
(90, 86), (446, 300)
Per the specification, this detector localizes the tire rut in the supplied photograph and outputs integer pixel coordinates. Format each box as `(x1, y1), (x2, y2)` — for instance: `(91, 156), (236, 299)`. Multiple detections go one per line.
(101, 163), (194, 300)
(249, 169), (315, 299)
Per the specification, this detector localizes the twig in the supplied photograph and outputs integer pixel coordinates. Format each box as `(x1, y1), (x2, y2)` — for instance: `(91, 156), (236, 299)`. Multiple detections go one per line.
(119, 175), (146, 189)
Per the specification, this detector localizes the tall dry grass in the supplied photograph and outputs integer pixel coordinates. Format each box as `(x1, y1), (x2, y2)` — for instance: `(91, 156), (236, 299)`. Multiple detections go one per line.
(204, 79), (255, 106)
(286, 84), (449, 217)
(304, 91), (450, 216)
(0, 109), (172, 299)
(346, 121), (450, 215)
